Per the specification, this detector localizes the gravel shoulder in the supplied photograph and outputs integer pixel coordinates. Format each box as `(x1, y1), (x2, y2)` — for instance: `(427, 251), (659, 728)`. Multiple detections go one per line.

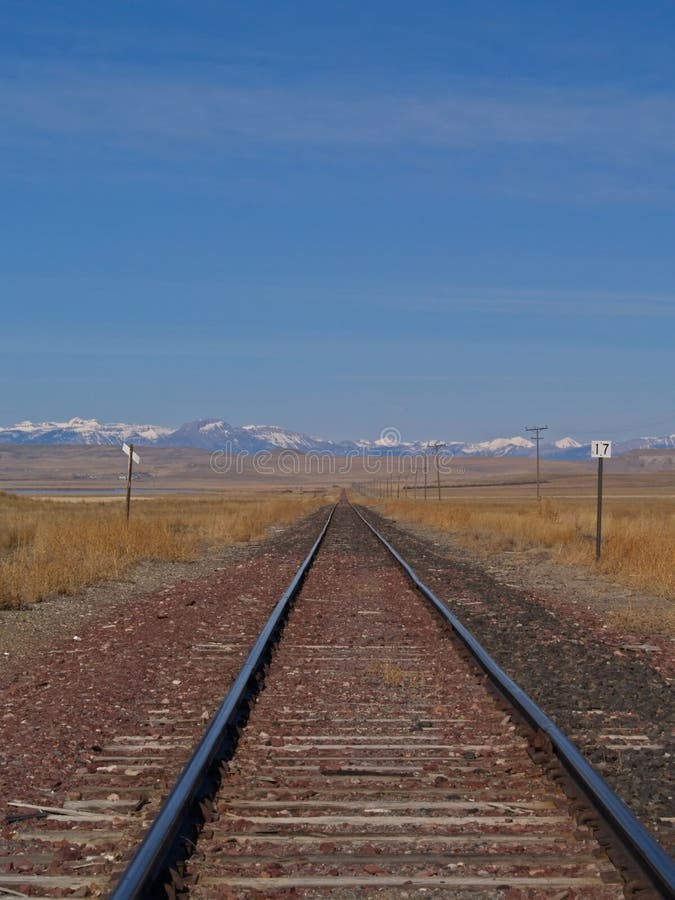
(0, 510), (328, 681)
(372, 513), (674, 679)
(0, 548), (252, 680)
(358, 505), (675, 856)
(0, 507), (332, 825)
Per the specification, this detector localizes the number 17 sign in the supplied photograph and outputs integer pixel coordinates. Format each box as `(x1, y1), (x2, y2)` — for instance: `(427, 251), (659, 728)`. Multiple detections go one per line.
(591, 440), (612, 459)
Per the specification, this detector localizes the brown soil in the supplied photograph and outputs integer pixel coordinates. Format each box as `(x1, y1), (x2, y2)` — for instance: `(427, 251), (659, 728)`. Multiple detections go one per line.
(380, 515), (674, 678)
(358, 505), (674, 855)
(0, 508), (331, 816)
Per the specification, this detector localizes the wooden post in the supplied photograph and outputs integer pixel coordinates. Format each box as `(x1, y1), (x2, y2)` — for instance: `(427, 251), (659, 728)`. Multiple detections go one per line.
(595, 457), (604, 561)
(525, 426), (548, 501)
(436, 453), (442, 501)
(423, 453), (428, 501)
(126, 442), (134, 523)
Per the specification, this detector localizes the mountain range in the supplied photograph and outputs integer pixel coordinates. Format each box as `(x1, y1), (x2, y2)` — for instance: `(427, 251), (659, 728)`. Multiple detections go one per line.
(1, 417), (674, 460)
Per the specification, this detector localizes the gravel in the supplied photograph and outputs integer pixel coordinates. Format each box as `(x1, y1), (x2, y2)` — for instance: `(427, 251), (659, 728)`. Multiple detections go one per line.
(357, 504), (674, 856)
(0, 507), (332, 827)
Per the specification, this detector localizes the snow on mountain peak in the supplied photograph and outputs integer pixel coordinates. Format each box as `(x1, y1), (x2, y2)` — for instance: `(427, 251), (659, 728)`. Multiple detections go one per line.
(0, 418), (172, 445)
(1, 417), (673, 458)
(462, 436), (534, 455)
(66, 417), (100, 427)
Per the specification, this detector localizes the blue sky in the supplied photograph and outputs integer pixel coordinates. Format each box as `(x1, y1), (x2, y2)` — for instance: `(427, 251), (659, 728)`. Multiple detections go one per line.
(1, 1), (674, 442)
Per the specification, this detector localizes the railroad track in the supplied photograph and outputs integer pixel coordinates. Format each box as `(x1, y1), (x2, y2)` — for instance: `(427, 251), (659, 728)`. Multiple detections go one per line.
(3, 499), (674, 898)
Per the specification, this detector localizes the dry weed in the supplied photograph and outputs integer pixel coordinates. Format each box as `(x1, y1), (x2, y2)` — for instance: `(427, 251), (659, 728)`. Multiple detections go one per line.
(369, 496), (675, 633)
(0, 491), (330, 609)
(368, 659), (424, 689)
(606, 602), (675, 634)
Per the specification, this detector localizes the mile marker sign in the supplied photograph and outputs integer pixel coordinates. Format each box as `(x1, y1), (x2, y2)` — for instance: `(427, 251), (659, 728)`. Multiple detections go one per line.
(591, 440), (612, 459)
(591, 440), (611, 560)
(123, 442), (141, 465)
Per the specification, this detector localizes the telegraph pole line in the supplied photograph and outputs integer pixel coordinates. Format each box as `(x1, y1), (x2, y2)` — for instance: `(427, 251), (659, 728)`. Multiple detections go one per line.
(525, 425), (548, 501)
(429, 441), (446, 501)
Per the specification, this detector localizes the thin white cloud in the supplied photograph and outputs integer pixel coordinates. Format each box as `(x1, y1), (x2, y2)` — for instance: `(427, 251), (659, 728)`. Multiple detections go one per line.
(414, 287), (675, 318)
(6, 269), (675, 320)
(334, 286), (675, 319)
(2, 65), (675, 160)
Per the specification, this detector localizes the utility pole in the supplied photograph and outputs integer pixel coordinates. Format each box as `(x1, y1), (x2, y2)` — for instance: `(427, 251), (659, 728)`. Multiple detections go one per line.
(423, 451), (428, 501)
(429, 441), (446, 501)
(525, 426), (548, 501)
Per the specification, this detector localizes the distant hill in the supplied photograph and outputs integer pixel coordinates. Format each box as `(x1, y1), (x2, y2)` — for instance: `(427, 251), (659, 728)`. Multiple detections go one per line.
(612, 448), (675, 471)
(1, 416), (673, 460)
(0, 417), (172, 446)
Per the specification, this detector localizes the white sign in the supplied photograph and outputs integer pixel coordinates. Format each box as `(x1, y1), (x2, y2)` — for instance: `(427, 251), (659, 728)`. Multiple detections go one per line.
(122, 443), (141, 465)
(591, 440), (612, 459)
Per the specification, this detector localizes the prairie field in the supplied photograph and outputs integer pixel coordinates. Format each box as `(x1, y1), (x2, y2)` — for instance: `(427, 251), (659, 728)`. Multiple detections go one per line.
(369, 495), (675, 633)
(0, 491), (330, 610)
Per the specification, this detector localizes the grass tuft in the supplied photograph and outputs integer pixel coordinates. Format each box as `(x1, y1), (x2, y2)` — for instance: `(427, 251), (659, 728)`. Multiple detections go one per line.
(368, 659), (424, 689)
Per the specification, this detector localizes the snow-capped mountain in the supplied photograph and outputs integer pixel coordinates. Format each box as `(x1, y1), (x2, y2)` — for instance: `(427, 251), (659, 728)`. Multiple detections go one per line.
(241, 424), (340, 453)
(459, 436), (534, 457)
(0, 417), (172, 446)
(163, 419), (340, 453)
(160, 419), (237, 452)
(612, 435), (675, 452)
(0, 417), (673, 460)
(554, 437), (582, 449)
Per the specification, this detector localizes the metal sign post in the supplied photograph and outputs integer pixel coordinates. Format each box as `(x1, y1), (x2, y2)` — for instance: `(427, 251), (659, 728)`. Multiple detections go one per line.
(591, 441), (611, 560)
(122, 442), (141, 523)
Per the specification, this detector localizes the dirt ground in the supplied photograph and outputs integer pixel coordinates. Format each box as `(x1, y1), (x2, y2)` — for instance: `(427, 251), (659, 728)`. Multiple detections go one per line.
(381, 515), (674, 676)
(0, 532), (263, 679)
(357, 505), (674, 855)
(1, 501), (672, 864)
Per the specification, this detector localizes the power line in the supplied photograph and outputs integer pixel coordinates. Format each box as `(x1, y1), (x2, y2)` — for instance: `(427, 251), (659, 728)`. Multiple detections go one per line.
(429, 441), (447, 501)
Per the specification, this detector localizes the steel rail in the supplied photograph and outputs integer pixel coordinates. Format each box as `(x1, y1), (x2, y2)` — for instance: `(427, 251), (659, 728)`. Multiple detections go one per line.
(110, 503), (337, 900)
(352, 502), (675, 898)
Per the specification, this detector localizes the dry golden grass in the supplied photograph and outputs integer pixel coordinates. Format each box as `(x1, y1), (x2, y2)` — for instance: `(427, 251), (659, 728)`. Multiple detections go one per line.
(0, 491), (331, 609)
(368, 659), (424, 690)
(369, 496), (675, 633)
